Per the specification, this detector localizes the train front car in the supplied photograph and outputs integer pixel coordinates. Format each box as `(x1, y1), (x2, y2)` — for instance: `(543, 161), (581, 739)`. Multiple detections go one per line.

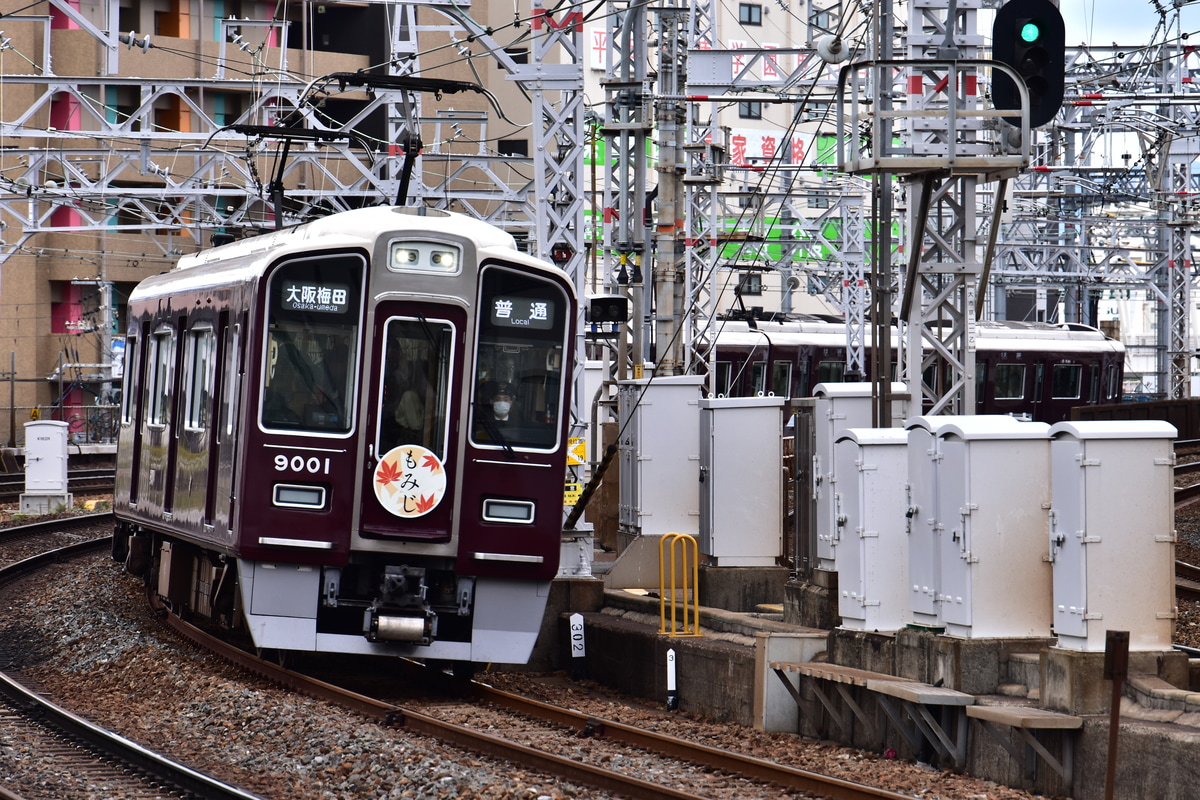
(114, 207), (576, 669)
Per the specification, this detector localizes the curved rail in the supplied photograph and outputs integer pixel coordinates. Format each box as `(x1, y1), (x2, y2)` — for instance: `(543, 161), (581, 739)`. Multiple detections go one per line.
(0, 532), (266, 800)
(153, 593), (917, 800)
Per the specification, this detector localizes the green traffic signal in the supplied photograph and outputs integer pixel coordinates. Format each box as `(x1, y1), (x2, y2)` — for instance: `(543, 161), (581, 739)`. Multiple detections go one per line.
(1020, 21), (1041, 43)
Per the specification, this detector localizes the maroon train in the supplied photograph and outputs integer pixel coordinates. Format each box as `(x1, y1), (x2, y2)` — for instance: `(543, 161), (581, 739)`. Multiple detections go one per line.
(112, 206), (576, 669)
(711, 317), (1125, 423)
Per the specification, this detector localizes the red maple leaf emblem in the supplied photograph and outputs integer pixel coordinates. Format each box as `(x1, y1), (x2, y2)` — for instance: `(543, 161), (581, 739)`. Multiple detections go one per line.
(415, 494), (437, 513)
(421, 454), (442, 473)
(376, 459), (403, 486)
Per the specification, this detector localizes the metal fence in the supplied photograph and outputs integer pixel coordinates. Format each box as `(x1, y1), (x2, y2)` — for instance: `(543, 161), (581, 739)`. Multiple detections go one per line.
(3, 405), (120, 446)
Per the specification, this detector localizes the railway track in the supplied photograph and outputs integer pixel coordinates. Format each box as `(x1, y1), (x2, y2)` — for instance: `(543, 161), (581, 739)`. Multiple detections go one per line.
(0, 468), (115, 504)
(0, 526), (266, 800)
(155, 594), (917, 800)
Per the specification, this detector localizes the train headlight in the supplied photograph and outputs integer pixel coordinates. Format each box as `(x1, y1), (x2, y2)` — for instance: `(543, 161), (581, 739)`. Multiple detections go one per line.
(430, 250), (457, 270)
(391, 247), (420, 267)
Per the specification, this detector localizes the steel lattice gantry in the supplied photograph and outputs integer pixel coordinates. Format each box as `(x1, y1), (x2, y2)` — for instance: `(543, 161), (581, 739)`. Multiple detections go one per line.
(0, 0), (586, 415)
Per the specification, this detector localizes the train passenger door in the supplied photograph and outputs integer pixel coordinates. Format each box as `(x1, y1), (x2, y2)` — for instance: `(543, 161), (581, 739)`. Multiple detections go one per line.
(360, 304), (464, 540)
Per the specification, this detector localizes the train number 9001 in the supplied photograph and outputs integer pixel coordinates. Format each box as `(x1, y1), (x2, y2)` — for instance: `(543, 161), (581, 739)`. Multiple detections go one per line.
(274, 454), (332, 474)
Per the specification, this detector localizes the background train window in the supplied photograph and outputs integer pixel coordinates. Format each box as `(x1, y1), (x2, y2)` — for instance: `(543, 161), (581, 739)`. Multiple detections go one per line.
(994, 363), (1025, 400)
(1051, 363), (1082, 399)
(751, 362), (767, 395)
(261, 255), (363, 434)
(121, 334), (140, 425)
(715, 361), (732, 396)
(818, 360), (845, 384)
(1104, 364), (1120, 400)
(184, 328), (215, 431)
(471, 265), (569, 450)
(772, 361), (791, 397)
(146, 329), (175, 427)
(378, 317), (454, 460)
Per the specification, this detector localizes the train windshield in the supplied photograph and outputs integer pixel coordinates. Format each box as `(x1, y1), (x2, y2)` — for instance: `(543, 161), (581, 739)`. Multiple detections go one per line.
(376, 317), (454, 460)
(260, 254), (364, 434)
(471, 265), (569, 451)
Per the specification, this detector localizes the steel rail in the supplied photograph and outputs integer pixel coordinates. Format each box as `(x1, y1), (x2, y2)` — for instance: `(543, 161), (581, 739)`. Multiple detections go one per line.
(155, 593), (917, 800)
(0, 532), (267, 800)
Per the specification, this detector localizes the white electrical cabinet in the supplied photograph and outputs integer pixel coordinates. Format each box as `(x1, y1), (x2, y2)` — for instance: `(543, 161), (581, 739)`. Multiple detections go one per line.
(833, 428), (910, 632)
(933, 418), (1052, 639)
(617, 375), (705, 538)
(699, 397), (785, 566)
(1048, 420), (1176, 651)
(905, 415), (1026, 630)
(813, 383), (910, 571)
(21, 419), (72, 514)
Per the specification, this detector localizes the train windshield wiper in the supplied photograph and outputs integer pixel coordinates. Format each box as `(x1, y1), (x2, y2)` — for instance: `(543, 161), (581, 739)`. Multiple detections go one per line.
(477, 406), (515, 459)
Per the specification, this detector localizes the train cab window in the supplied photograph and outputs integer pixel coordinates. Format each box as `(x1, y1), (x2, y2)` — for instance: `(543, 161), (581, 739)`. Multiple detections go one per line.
(377, 317), (454, 460)
(146, 329), (176, 426)
(184, 328), (215, 431)
(260, 255), (364, 434)
(994, 363), (1025, 400)
(121, 334), (140, 425)
(817, 360), (845, 384)
(715, 361), (732, 397)
(1051, 363), (1082, 399)
(471, 266), (570, 450)
(772, 361), (792, 397)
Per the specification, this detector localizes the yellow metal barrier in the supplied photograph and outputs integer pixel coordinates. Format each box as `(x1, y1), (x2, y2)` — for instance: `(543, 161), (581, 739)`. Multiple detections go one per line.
(658, 533), (702, 637)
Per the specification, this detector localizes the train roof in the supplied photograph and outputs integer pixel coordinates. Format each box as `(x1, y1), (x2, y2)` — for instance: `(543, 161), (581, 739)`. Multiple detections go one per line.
(130, 206), (567, 302)
(710, 317), (1124, 355)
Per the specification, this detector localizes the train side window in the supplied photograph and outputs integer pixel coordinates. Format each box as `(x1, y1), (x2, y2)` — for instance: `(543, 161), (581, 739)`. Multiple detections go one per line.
(146, 329), (176, 427)
(184, 328), (215, 431)
(121, 334), (140, 425)
(715, 361), (732, 397)
(1051, 363), (1082, 399)
(772, 361), (791, 397)
(378, 317), (454, 460)
(994, 364), (1025, 400)
(472, 265), (570, 451)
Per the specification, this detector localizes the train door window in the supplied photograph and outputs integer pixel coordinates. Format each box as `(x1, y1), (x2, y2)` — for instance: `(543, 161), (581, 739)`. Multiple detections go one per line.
(220, 323), (241, 441)
(146, 329), (176, 427)
(772, 361), (791, 397)
(183, 328), (215, 431)
(1033, 364), (1044, 401)
(796, 361), (810, 397)
(994, 364), (1025, 399)
(377, 317), (455, 459)
(121, 334), (140, 425)
(818, 360), (845, 384)
(751, 362), (767, 395)
(1088, 368), (1100, 403)
(1104, 363), (1120, 400)
(471, 265), (570, 450)
(261, 254), (364, 434)
(921, 363), (937, 395)
(1051, 363), (1082, 399)
(715, 361), (732, 397)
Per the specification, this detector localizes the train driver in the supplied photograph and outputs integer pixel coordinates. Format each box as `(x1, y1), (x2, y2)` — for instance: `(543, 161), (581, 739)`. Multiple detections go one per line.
(474, 381), (517, 444)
